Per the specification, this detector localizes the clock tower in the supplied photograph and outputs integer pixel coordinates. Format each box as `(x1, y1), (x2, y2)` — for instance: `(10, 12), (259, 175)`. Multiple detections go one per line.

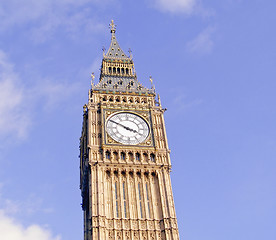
(79, 20), (180, 240)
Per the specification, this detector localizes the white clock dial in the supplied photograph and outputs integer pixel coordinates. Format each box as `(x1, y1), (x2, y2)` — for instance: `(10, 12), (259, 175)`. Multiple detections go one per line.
(106, 112), (149, 145)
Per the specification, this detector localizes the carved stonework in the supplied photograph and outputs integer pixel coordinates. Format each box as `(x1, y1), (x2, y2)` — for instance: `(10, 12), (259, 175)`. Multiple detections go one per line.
(79, 20), (179, 240)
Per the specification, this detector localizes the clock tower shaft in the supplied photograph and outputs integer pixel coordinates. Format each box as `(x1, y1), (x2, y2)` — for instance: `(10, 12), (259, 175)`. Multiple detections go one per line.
(79, 20), (179, 240)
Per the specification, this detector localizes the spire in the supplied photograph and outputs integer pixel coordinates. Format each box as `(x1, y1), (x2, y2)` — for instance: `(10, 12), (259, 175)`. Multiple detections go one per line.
(104, 20), (129, 59)
(93, 20), (155, 96)
(109, 19), (116, 33)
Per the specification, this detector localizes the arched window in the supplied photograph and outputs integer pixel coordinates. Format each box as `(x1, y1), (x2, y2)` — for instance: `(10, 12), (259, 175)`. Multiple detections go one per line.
(121, 68), (125, 74)
(117, 67), (120, 74)
(135, 153), (140, 161)
(113, 151), (118, 161)
(150, 153), (155, 162)
(121, 152), (126, 160)
(128, 152), (134, 161)
(113, 67), (116, 73)
(105, 151), (110, 160)
(143, 153), (148, 161)
(126, 68), (129, 74)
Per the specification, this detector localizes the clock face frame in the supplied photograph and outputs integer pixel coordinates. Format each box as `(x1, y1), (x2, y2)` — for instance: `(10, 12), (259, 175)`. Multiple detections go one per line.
(106, 112), (150, 145)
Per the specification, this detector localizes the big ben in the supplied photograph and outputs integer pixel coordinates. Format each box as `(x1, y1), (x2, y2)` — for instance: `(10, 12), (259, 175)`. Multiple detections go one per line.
(79, 20), (180, 240)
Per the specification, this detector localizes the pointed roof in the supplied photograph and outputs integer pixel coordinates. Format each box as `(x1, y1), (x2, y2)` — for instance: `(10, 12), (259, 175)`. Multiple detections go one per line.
(92, 20), (155, 96)
(104, 20), (129, 60)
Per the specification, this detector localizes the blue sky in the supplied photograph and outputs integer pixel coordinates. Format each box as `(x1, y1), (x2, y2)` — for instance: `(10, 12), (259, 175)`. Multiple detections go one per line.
(0, 0), (275, 239)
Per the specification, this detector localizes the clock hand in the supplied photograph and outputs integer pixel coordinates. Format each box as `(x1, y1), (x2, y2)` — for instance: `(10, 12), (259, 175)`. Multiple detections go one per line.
(110, 120), (143, 135)
(110, 120), (132, 131)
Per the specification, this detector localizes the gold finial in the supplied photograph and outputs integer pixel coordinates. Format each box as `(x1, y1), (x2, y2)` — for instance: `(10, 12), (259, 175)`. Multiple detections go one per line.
(83, 104), (87, 113)
(109, 20), (116, 33)
(158, 94), (162, 106)
(91, 72), (95, 87)
(128, 48), (133, 58)
(150, 76), (155, 90)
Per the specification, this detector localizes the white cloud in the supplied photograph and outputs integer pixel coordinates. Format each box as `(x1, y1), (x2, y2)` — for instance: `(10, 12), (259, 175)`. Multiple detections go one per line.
(0, 210), (60, 240)
(151, 0), (196, 14)
(150, 0), (213, 15)
(0, 0), (105, 42)
(186, 26), (216, 55)
(0, 49), (82, 142)
(0, 183), (54, 219)
(32, 79), (81, 112)
(0, 50), (31, 139)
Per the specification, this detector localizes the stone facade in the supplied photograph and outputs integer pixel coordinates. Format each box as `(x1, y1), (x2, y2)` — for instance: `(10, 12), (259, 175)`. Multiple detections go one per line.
(79, 20), (180, 240)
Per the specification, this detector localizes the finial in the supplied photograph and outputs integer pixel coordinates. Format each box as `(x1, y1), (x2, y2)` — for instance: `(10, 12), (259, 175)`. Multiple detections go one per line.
(158, 94), (162, 106)
(83, 104), (87, 113)
(149, 76), (155, 90)
(128, 48), (133, 58)
(91, 72), (95, 88)
(109, 20), (116, 33)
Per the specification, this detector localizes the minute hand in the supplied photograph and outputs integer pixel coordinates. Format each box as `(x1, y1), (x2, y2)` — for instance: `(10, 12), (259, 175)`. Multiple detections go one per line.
(110, 120), (142, 134)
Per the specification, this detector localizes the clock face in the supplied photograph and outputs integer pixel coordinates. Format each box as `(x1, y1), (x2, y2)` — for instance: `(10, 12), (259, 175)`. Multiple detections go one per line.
(106, 112), (150, 145)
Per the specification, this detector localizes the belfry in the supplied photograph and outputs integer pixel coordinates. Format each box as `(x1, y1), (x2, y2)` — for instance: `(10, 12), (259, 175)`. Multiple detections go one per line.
(79, 20), (180, 240)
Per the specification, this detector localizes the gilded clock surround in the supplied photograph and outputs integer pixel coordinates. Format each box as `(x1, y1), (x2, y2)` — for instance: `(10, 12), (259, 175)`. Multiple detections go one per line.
(79, 20), (180, 240)
(104, 109), (153, 147)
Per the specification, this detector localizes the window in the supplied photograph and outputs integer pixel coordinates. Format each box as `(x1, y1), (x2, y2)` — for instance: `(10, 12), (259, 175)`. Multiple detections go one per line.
(123, 182), (127, 218)
(105, 151), (110, 160)
(115, 182), (119, 218)
(138, 183), (143, 218)
(113, 151), (118, 161)
(145, 183), (151, 218)
(121, 152), (126, 160)
(128, 152), (134, 161)
(143, 153), (148, 161)
(150, 154), (155, 162)
(135, 153), (140, 161)
(108, 67), (112, 73)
